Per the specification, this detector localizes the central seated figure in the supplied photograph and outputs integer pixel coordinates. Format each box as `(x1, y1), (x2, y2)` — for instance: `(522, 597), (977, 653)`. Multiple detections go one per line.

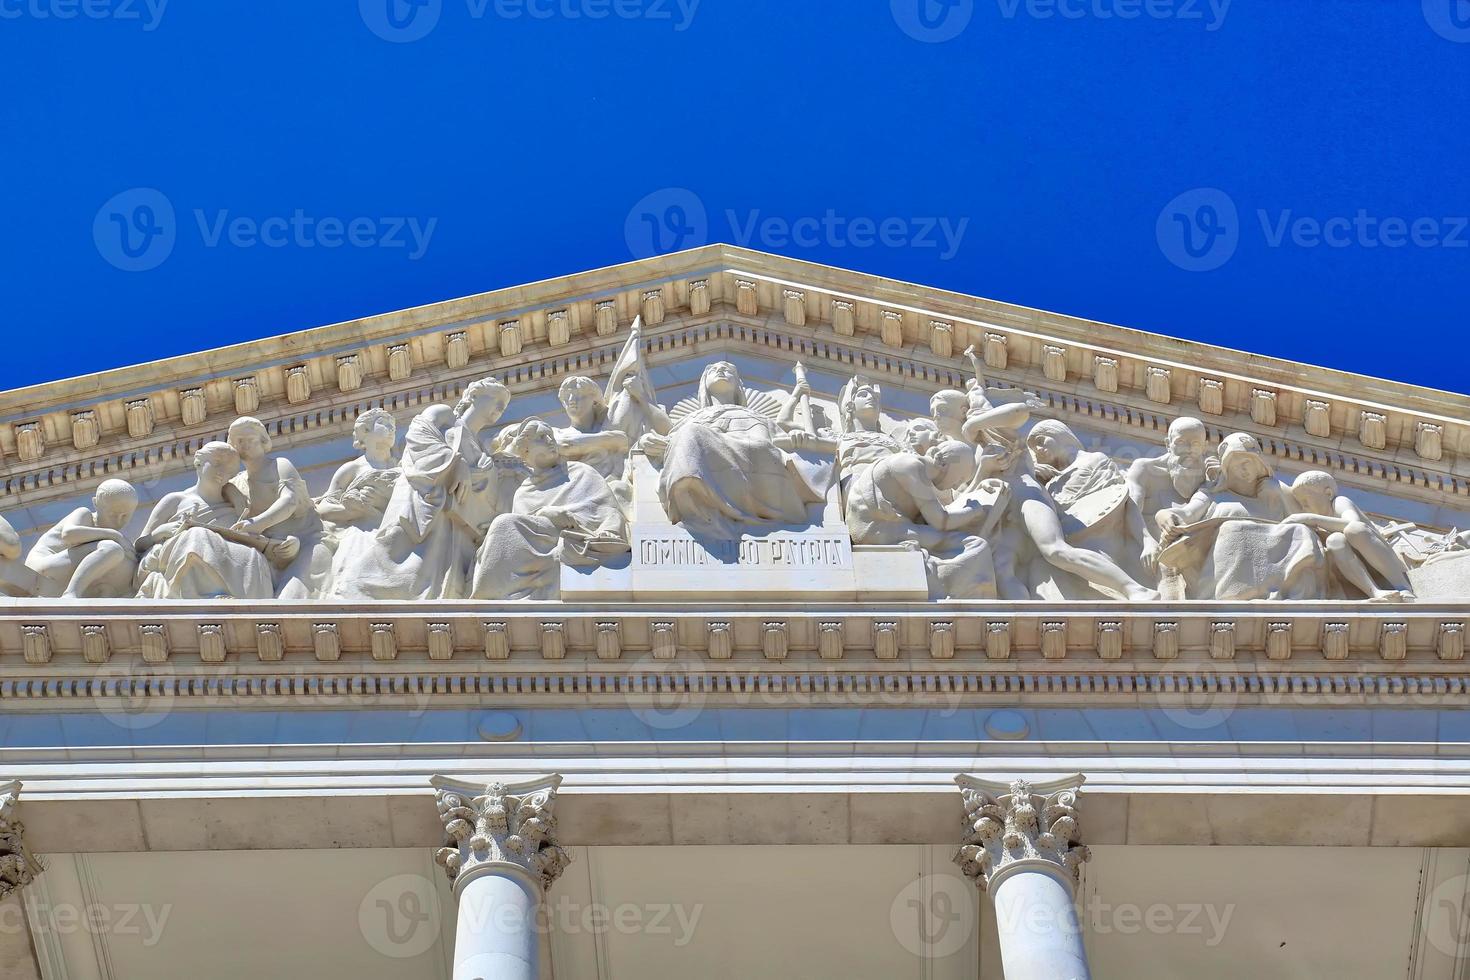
(648, 361), (828, 538)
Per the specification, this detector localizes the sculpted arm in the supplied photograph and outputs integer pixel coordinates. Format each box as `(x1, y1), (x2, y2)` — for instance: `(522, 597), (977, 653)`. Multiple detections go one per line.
(314, 462), (362, 522)
(134, 493), (185, 552)
(1125, 460), (1159, 560)
(964, 345), (986, 389)
(892, 457), (983, 532)
(58, 510), (127, 549)
(559, 429), (630, 455)
(242, 459), (308, 533)
(967, 402), (1030, 435)
(0, 516), (20, 562)
(1158, 489), (1212, 541)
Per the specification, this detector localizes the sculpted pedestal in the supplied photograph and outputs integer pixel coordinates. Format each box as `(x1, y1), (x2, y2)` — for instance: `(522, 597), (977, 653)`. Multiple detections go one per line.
(561, 452), (930, 601)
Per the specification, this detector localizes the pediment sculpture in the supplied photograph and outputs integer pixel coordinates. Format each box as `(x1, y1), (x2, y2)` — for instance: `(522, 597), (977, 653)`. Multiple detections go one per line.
(0, 323), (1460, 603)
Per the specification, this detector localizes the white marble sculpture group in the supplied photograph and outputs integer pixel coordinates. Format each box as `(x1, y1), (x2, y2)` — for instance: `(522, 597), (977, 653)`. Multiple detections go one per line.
(0, 323), (1449, 603)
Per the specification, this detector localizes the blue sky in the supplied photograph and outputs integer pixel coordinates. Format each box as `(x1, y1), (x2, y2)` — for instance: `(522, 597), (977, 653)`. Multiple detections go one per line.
(2, 0), (1467, 392)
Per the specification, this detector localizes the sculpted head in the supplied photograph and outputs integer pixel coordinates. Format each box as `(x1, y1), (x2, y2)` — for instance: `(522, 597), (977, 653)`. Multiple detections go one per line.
(698, 361), (745, 407)
(927, 438), (979, 492)
(353, 408), (396, 458)
(1290, 470), (1338, 516)
(839, 376), (882, 432)
(1166, 417), (1209, 463)
(92, 479), (139, 530)
(558, 376), (605, 431)
(929, 390), (968, 437)
(1162, 416), (1210, 497)
(194, 441), (241, 488)
(455, 378), (512, 430)
(1215, 432), (1273, 495)
(227, 417), (271, 463)
(900, 417), (941, 455)
(1026, 420), (1083, 469)
(502, 418), (562, 470)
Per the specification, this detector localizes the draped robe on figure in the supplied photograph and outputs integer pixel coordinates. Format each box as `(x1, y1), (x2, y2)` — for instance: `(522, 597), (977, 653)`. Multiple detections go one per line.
(660, 403), (824, 532)
(330, 414), (505, 600)
(470, 460), (629, 600)
(135, 496), (275, 600)
(1166, 487), (1326, 600)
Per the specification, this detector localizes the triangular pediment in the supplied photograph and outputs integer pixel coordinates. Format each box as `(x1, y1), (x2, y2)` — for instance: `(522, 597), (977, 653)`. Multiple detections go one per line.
(1, 245), (1466, 605)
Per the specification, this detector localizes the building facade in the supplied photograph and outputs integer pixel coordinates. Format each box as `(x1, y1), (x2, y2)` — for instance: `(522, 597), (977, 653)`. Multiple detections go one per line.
(0, 245), (1468, 978)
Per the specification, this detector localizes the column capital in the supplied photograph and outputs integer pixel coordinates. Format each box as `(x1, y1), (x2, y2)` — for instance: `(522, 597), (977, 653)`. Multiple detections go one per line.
(953, 773), (1090, 895)
(430, 774), (570, 895)
(0, 781), (42, 901)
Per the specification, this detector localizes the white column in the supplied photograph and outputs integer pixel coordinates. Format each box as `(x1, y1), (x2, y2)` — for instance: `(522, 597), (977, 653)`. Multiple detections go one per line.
(432, 775), (570, 980)
(954, 774), (1092, 980)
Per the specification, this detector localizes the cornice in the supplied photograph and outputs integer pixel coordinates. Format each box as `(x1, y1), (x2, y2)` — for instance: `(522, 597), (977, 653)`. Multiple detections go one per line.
(1, 246), (1465, 508)
(0, 601), (1466, 675)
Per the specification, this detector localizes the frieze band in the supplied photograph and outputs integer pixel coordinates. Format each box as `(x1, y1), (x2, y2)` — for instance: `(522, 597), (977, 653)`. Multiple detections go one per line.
(1, 317), (1466, 604)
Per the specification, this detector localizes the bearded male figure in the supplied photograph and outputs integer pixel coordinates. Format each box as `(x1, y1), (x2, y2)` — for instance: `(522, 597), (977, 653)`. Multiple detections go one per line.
(1125, 416), (1212, 582)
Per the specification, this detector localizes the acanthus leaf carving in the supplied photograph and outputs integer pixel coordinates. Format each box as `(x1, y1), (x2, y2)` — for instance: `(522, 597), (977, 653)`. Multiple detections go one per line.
(432, 775), (570, 893)
(0, 782), (42, 901)
(954, 774), (1090, 893)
